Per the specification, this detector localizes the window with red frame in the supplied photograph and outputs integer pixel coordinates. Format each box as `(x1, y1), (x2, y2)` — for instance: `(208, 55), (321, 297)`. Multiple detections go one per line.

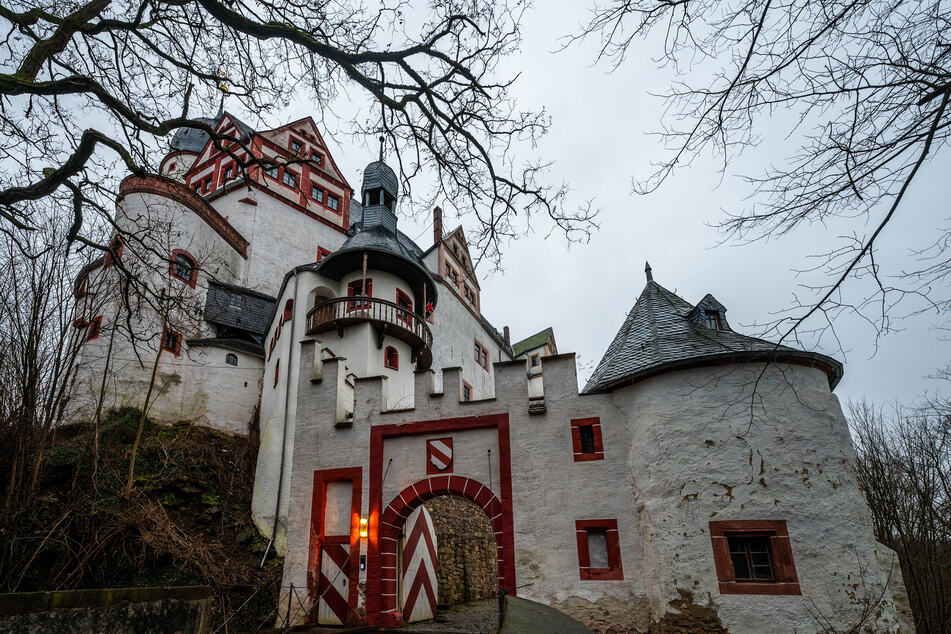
(310, 183), (324, 204)
(473, 340), (489, 371)
(384, 346), (399, 370)
(316, 246), (331, 262)
(169, 250), (198, 287)
(311, 150), (323, 166)
(396, 289), (413, 325)
(162, 330), (182, 356)
(570, 417), (604, 461)
(290, 139), (303, 154)
(282, 170), (297, 189)
(104, 235), (124, 267)
(576, 519), (623, 580)
(462, 382), (472, 402)
(85, 316), (103, 342)
(274, 359), (280, 387)
(708, 520), (800, 595)
(283, 298), (294, 322)
(347, 279), (372, 310)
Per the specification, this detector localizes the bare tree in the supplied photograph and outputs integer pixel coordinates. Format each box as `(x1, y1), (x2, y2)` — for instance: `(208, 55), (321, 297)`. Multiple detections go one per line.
(850, 399), (951, 633)
(574, 0), (951, 348)
(0, 0), (596, 265)
(0, 203), (106, 520)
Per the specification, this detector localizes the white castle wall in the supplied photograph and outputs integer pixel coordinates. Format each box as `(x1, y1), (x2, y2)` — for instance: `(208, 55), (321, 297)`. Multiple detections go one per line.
(274, 341), (910, 632)
(207, 188), (349, 293)
(68, 190), (261, 433)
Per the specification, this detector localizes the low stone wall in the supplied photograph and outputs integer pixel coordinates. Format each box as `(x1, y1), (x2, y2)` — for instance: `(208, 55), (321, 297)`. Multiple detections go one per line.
(425, 495), (497, 606)
(0, 586), (213, 634)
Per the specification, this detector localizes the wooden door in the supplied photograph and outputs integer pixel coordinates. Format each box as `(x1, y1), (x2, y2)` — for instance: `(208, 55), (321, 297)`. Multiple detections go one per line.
(401, 505), (438, 623)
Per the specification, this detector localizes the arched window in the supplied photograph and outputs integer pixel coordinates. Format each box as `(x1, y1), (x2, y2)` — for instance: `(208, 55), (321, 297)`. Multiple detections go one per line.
(384, 346), (399, 370)
(225, 353), (238, 366)
(283, 298), (294, 322)
(169, 250), (198, 287)
(396, 289), (413, 325)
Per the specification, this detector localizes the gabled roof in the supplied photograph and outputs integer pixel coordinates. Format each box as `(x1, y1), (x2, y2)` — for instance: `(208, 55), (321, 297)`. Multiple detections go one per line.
(582, 280), (843, 393)
(512, 327), (555, 357)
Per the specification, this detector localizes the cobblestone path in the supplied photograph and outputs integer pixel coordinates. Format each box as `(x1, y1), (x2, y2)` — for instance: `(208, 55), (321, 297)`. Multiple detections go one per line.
(399, 598), (499, 633)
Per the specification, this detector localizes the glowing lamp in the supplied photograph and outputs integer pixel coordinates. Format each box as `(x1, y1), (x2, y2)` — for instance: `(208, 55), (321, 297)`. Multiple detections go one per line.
(359, 517), (368, 538)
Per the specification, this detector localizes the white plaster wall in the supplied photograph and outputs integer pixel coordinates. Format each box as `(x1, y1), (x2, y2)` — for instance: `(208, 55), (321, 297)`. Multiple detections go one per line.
(428, 279), (507, 399)
(611, 363), (909, 632)
(67, 190), (257, 433)
(274, 344), (909, 633)
(208, 188), (349, 294)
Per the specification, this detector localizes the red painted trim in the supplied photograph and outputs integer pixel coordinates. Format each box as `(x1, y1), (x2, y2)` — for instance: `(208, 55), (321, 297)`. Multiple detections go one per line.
(317, 246), (332, 262)
(103, 235), (124, 267)
(570, 417), (605, 461)
(708, 520), (801, 595)
(575, 519), (623, 580)
(366, 413), (515, 627)
(347, 279), (373, 311)
(384, 346), (399, 371)
(283, 298), (294, 323)
(308, 467), (363, 623)
(274, 359), (280, 387)
(169, 249), (199, 288)
(163, 330), (182, 356)
(119, 175), (249, 258)
(85, 316), (103, 342)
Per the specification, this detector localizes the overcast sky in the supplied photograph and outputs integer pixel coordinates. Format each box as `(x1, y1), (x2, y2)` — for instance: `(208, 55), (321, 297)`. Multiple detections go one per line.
(272, 1), (950, 407)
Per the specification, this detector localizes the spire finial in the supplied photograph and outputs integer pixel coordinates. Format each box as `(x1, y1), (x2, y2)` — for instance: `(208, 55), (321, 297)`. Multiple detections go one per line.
(378, 135), (384, 162)
(645, 261), (653, 282)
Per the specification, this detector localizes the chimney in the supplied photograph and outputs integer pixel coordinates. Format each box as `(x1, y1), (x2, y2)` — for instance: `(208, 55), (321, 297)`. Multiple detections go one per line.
(433, 206), (443, 244)
(503, 326), (511, 346)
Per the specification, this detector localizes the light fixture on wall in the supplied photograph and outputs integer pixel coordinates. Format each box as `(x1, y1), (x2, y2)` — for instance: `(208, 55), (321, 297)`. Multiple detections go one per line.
(359, 517), (368, 538)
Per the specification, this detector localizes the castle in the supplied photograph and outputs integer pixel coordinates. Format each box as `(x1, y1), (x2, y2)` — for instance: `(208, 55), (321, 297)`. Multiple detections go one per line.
(69, 113), (913, 632)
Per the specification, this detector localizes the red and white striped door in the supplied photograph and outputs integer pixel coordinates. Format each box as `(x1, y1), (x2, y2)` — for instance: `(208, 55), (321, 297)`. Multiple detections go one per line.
(316, 541), (350, 625)
(401, 505), (438, 623)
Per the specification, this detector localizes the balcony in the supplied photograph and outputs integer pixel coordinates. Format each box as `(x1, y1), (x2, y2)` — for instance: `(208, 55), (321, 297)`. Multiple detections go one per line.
(307, 296), (433, 369)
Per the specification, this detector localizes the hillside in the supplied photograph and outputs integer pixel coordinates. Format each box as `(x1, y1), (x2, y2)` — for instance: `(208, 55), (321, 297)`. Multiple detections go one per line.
(0, 408), (280, 630)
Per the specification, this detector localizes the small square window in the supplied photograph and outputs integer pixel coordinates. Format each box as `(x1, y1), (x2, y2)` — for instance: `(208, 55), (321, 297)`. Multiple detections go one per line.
(311, 150), (323, 165)
(530, 354), (540, 367)
(576, 519), (623, 580)
(571, 417), (604, 461)
(282, 170), (297, 189)
(327, 194), (339, 211)
(310, 184), (324, 203)
(265, 165), (279, 180)
(163, 331), (182, 356)
(705, 309), (722, 330)
(290, 140), (303, 154)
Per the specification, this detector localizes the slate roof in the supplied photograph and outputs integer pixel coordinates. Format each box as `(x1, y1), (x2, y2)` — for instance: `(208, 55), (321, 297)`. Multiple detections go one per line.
(362, 160), (398, 197)
(582, 281), (843, 393)
(511, 327), (554, 357)
(169, 112), (255, 153)
(186, 338), (265, 358)
(203, 280), (276, 337)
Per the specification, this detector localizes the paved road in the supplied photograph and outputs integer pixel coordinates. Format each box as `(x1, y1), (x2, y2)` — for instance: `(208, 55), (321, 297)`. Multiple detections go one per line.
(399, 598), (499, 633)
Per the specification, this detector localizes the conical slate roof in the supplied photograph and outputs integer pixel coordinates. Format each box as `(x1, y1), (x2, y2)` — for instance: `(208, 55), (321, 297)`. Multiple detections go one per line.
(582, 279), (842, 393)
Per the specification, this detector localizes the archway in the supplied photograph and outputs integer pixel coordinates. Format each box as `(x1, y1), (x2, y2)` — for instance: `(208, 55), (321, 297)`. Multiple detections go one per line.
(375, 475), (514, 627)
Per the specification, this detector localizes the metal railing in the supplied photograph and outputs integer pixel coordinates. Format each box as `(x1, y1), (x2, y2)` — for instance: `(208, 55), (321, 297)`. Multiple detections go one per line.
(307, 296), (433, 349)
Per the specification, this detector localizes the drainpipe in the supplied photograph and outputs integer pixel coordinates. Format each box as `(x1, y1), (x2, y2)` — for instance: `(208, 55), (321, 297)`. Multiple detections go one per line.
(262, 269), (300, 565)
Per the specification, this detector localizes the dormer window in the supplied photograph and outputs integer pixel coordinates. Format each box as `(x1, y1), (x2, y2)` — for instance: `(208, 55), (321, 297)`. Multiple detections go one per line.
(704, 309), (723, 331)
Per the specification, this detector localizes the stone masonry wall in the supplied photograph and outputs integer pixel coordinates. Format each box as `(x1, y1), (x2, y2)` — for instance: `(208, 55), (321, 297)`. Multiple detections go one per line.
(424, 496), (496, 606)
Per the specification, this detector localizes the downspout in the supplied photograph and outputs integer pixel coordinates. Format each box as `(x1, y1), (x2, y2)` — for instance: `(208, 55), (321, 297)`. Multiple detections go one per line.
(262, 269), (300, 565)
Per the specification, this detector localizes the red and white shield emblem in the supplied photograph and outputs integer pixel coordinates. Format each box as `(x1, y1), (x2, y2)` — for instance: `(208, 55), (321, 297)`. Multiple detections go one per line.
(426, 438), (453, 474)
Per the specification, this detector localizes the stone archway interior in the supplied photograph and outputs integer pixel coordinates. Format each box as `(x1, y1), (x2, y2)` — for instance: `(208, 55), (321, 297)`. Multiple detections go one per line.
(423, 495), (497, 606)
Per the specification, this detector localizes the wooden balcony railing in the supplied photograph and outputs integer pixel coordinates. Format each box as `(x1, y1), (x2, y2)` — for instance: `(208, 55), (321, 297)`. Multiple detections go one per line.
(306, 296), (433, 368)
